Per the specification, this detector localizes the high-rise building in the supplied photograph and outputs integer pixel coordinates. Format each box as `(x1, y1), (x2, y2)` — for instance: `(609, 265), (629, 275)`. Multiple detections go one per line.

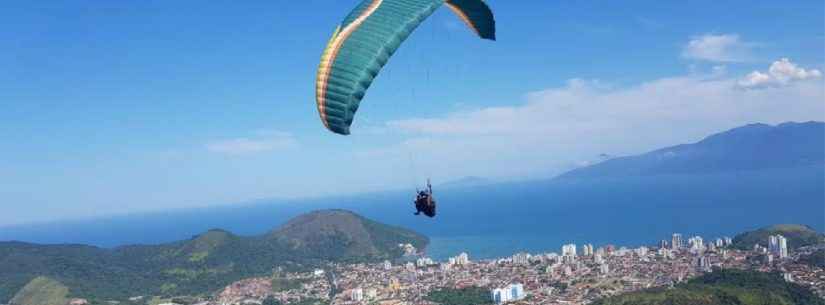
(715, 238), (724, 248)
(510, 283), (525, 300)
(660, 240), (668, 249)
(769, 235), (788, 259)
(491, 288), (508, 304)
(688, 236), (704, 252)
(562, 244), (577, 257)
(697, 256), (711, 272)
(779, 236), (788, 258)
(512, 253), (530, 265)
(383, 260), (392, 270)
(491, 283), (526, 304)
(454, 252), (470, 265)
(582, 244), (594, 256)
(416, 257), (434, 267)
(351, 288), (364, 302)
(672, 234), (683, 250)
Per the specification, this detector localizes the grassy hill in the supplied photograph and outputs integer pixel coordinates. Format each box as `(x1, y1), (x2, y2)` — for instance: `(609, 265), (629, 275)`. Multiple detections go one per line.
(732, 224), (824, 251)
(592, 268), (825, 305)
(0, 210), (427, 303)
(9, 277), (69, 305)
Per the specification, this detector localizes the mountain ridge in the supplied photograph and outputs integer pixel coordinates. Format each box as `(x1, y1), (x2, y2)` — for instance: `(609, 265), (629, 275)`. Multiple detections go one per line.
(558, 121), (825, 179)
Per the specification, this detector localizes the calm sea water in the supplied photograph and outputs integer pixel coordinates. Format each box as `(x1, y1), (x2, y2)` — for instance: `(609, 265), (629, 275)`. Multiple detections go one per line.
(2, 167), (822, 262)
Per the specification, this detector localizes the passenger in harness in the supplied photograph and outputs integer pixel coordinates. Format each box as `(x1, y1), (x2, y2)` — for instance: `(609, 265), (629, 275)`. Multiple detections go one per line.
(414, 179), (436, 218)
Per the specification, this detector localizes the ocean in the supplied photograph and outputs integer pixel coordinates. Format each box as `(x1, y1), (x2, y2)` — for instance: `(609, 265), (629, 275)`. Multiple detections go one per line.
(1, 166), (822, 261)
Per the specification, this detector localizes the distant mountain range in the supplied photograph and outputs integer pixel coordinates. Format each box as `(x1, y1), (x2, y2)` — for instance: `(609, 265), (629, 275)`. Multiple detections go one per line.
(0, 210), (427, 304)
(559, 121), (824, 179)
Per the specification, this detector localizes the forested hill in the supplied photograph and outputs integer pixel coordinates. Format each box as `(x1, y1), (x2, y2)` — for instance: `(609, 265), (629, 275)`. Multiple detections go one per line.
(732, 224), (825, 251)
(0, 210), (428, 303)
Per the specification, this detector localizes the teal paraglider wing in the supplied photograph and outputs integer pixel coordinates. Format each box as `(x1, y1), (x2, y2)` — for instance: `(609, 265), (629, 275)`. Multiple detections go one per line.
(315, 0), (496, 135)
(444, 0), (496, 40)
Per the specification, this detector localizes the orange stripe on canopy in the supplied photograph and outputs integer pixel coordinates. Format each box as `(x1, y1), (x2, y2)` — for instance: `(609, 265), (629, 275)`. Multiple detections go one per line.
(445, 2), (481, 37)
(316, 0), (384, 130)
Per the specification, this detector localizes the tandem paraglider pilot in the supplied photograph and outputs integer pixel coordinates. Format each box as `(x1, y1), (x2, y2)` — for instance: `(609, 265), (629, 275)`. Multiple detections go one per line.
(414, 179), (436, 218)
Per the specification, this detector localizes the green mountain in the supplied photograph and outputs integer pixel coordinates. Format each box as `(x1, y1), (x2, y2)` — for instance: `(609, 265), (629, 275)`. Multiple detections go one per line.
(9, 277), (69, 305)
(732, 224), (825, 251)
(592, 268), (825, 305)
(0, 210), (427, 303)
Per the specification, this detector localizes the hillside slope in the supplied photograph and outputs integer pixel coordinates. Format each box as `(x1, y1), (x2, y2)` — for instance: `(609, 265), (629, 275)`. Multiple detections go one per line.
(9, 277), (69, 305)
(0, 210), (427, 303)
(559, 121), (825, 179)
(592, 269), (825, 305)
(732, 224), (825, 251)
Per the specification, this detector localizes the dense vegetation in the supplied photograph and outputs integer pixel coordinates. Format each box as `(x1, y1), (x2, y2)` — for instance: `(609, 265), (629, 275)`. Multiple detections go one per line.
(592, 268), (825, 305)
(270, 278), (308, 292)
(425, 287), (493, 305)
(732, 224), (824, 251)
(0, 210), (427, 303)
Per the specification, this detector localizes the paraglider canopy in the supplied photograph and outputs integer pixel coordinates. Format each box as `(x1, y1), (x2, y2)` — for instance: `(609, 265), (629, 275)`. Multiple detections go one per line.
(315, 0), (496, 135)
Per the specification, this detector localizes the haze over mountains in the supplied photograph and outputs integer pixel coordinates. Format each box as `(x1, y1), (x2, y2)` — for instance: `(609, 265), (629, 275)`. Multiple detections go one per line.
(1, 121), (822, 259)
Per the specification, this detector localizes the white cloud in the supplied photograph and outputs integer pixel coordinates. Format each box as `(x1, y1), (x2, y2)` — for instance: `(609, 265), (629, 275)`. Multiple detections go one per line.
(738, 58), (823, 89)
(206, 131), (297, 156)
(682, 34), (755, 62)
(377, 69), (824, 179)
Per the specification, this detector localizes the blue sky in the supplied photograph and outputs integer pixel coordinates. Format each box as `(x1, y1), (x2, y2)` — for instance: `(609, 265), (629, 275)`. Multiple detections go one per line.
(2, 0), (823, 226)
